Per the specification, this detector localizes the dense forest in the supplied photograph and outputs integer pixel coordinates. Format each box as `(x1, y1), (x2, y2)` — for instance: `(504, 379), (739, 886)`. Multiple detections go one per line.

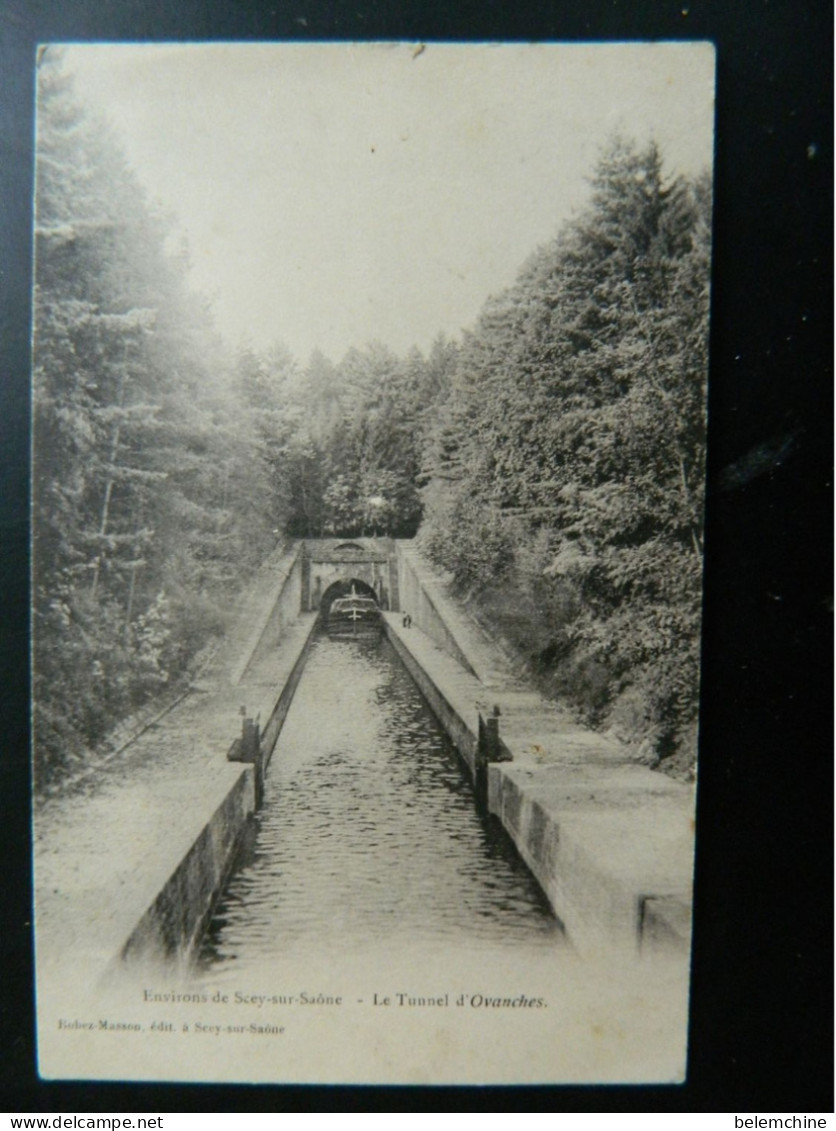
(33, 52), (709, 791)
(33, 53), (276, 788)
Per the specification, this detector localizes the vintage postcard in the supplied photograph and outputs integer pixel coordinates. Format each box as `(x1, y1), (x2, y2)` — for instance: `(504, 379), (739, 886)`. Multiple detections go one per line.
(32, 41), (715, 1085)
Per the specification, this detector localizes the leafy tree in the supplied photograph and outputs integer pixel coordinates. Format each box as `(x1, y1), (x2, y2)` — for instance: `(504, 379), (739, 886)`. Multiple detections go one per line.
(32, 51), (276, 790)
(418, 137), (710, 775)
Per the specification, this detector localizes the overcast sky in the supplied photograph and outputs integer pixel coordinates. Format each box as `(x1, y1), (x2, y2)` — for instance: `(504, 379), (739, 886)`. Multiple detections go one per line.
(62, 42), (715, 364)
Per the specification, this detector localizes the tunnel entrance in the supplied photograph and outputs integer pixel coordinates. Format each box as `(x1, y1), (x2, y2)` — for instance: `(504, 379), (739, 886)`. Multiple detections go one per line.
(319, 577), (379, 616)
(302, 539), (398, 613)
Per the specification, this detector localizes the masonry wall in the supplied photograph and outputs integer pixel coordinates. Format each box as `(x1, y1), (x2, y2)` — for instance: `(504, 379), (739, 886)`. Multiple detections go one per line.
(395, 545), (476, 675)
(120, 766), (255, 970)
(384, 623), (479, 777)
(241, 546), (304, 679)
(117, 613), (319, 974)
(384, 612), (693, 958)
(259, 622), (318, 769)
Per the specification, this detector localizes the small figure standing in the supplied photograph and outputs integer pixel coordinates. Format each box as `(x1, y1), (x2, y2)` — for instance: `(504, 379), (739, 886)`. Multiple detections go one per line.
(402, 612), (412, 628)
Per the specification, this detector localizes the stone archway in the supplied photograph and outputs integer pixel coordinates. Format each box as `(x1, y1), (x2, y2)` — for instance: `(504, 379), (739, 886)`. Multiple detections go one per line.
(304, 540), (397, 612)
(319, 577), (379, 616)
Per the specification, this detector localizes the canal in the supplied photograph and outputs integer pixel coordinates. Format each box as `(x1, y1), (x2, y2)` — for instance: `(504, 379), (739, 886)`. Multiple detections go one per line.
(197, 630), (562, 979)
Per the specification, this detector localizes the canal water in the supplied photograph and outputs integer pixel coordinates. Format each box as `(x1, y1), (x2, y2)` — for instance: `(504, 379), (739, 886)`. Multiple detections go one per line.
(197, 631), (562, 979)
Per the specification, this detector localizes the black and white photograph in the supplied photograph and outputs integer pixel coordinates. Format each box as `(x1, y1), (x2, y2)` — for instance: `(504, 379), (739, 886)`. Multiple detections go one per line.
(30, 41), (716, 1085)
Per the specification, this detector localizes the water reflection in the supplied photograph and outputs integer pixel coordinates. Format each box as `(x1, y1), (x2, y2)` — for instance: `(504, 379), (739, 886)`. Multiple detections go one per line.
(199, 633), (561, 975)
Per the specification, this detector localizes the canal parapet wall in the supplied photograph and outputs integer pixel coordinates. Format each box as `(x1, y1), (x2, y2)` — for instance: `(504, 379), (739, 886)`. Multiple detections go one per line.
(395, 541), (515, 683)
(35, 611), (318, 986)
(116, 611), (319, 971)
(383, 607), (694, 959)
(225, 541), (304, 686)
(37, 535), (693, 985)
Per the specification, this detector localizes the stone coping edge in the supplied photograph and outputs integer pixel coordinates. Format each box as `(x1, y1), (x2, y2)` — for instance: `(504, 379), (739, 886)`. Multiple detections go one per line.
(110, 616), (319, 980)
(395, 542), (484, 678)
(112, 765), (255, 979)
(383, 616), (693, 958)
(227, 542), (303, 686)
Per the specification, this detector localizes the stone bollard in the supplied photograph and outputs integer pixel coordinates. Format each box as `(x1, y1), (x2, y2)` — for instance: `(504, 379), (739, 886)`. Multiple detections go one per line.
(242, 716), (264, 811)
(475, 705), (511, 809)
(484, 707), (500, 761)
(227, 709), (264, 810)
(241, 716), (259, 761)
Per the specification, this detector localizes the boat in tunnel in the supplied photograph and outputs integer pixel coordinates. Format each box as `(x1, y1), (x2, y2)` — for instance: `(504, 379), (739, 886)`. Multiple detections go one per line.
(325, 584), (382, 637)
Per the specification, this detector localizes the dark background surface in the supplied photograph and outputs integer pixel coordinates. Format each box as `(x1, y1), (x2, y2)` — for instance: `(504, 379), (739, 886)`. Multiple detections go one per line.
(0, 0), (832, 1113)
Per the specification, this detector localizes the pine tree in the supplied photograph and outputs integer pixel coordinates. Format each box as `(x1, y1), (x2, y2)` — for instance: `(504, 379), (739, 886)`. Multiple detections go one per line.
(416, 137), (710, 773)
(32, 51), (276, 789)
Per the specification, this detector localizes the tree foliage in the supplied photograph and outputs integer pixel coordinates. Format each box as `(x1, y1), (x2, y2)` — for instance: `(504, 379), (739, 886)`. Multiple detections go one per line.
(34, 76), (708, 792)
(32, 51), (275, 790)
(240, 336), (456, 539)
(419, 139), (710, 775)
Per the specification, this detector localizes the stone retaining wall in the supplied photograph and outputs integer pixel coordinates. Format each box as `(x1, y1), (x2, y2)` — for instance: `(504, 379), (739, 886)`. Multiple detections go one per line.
(383, 613), (693, 958)
(119, 766), (255, 971)
(231, 543), (304, 684)
(384, 621), (480, 776)
(395, 544), (478, 675)
(260, 619), (319, 770)
(114, 615), (319, 974)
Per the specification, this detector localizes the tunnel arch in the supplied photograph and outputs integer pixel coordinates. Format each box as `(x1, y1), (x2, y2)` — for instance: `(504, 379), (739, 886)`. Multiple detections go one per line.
(319, 577), (379, 615)
(302, 539), (397, 612)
